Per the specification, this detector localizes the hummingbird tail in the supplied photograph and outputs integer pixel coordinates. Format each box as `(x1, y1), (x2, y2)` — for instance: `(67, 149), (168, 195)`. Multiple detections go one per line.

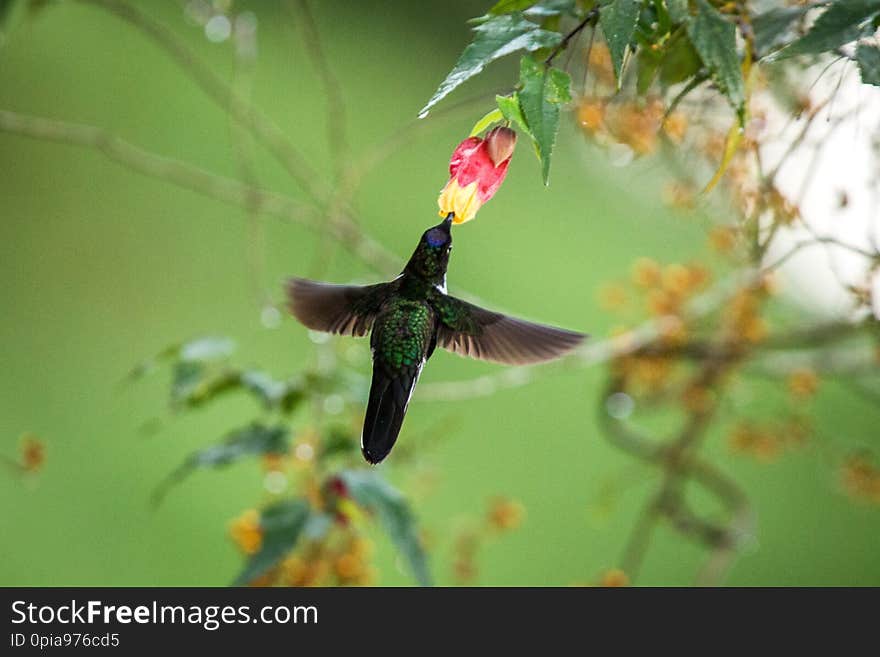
(361, 365), (420, 464)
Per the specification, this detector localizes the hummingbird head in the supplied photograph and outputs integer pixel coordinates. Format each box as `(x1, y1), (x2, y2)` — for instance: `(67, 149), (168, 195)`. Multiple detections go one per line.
(404, 214), (453, 284)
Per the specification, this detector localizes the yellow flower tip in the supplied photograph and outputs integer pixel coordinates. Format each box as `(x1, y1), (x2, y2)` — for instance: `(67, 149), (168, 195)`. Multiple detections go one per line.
(438, 178), (481, 224)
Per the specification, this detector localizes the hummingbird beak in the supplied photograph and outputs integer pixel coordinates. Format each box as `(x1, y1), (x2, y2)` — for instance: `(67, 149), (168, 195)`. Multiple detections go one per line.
(442, 213), (454, 229)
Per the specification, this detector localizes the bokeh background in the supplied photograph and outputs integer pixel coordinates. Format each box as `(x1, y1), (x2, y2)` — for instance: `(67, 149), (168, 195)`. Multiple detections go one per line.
(1, 0), (878, 586)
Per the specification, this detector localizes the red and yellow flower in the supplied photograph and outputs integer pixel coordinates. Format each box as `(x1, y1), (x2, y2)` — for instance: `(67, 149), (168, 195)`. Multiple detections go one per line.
(438, 126), (516, 224)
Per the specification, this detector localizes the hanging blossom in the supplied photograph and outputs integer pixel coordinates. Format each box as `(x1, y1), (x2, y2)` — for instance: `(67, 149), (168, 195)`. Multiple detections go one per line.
(437, 126), (517, 224)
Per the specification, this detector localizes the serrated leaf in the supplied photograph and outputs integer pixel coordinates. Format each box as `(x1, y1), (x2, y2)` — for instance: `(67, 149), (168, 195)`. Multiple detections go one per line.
(752, 6), (810, 57)
(600, 0), (643, 85)
(773, 0), (880, 60)
(419, 13), (562, 116)
(154, 424), (289, 503)
(232, 499), (310, 586)
(687, 0), (745, 119)
(469, 107), (505, 136)
(338, 469), (431, 586)
(517, 55), (571, 185)
(857, 42), (880, 85)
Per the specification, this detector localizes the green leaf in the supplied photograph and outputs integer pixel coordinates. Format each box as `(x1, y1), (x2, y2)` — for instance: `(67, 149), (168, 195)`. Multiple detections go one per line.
(154, 424), (289, 503)
(170, 362), (240, 408)
(233, 499), (310, 586)
(773, 0), (880, 60)
(496, 93), (530, 133)
(321, 425), (358, 458)
(659, 34), (701, 85)
(488, 0), (537, 14)
(495, 93), (530, 134)
(419, 13), (562, 116)
(517, 55), (571, 185)
(469, 107), (505, 136)
(338, 469), (432, 586)
(857, 42), (880, 85)
(600, 0), (643, 85)
(752, 6), (810, 57)
(523, 0), (576, 18)
(181, 423), (288, 469)
(687, 0), (745, 119)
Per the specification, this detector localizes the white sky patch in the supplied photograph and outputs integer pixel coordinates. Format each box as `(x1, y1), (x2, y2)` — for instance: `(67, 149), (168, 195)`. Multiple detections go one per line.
(759, 57), (880, 320)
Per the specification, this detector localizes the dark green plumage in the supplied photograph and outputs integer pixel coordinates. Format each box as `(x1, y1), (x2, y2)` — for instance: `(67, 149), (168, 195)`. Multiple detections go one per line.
(286, 214), (586, 464)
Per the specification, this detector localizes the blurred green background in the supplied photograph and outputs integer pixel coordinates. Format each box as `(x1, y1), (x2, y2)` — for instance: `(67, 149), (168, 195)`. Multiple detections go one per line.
(1, 0), (878, 586)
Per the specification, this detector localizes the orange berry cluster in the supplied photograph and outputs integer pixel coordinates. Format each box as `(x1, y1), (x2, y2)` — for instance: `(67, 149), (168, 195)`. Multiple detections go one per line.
(727, 418), (809, 462)
(606, 259), (711, 395)
(229, 506), (377, 587)
(720, 277), (775, 345)
(577, 95), (689, 157)
(840, 453), (880, 506)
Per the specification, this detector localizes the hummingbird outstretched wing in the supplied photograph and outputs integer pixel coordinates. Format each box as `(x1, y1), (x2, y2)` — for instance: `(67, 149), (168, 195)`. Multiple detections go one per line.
(434, 295), (586, 365)
(286, 278), (393, 337)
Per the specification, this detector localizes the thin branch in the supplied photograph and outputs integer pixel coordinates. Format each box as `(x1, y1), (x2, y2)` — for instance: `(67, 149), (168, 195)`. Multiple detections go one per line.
(288, 0), (348, 181)
(545, 9), (599, 67)
(0, 109), (402, 274)
(75, 0), (326, 202)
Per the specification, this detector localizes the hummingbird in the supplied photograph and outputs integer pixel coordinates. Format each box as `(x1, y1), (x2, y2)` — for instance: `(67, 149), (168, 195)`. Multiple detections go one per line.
(286, 214), (586, 464)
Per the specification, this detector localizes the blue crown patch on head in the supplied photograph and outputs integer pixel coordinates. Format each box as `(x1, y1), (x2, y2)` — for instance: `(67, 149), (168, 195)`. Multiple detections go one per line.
(426, 228), (448, 248)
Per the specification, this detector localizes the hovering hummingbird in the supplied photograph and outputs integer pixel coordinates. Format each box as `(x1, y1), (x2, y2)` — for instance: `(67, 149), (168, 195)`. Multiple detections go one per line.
(286, 214), (586, 464)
